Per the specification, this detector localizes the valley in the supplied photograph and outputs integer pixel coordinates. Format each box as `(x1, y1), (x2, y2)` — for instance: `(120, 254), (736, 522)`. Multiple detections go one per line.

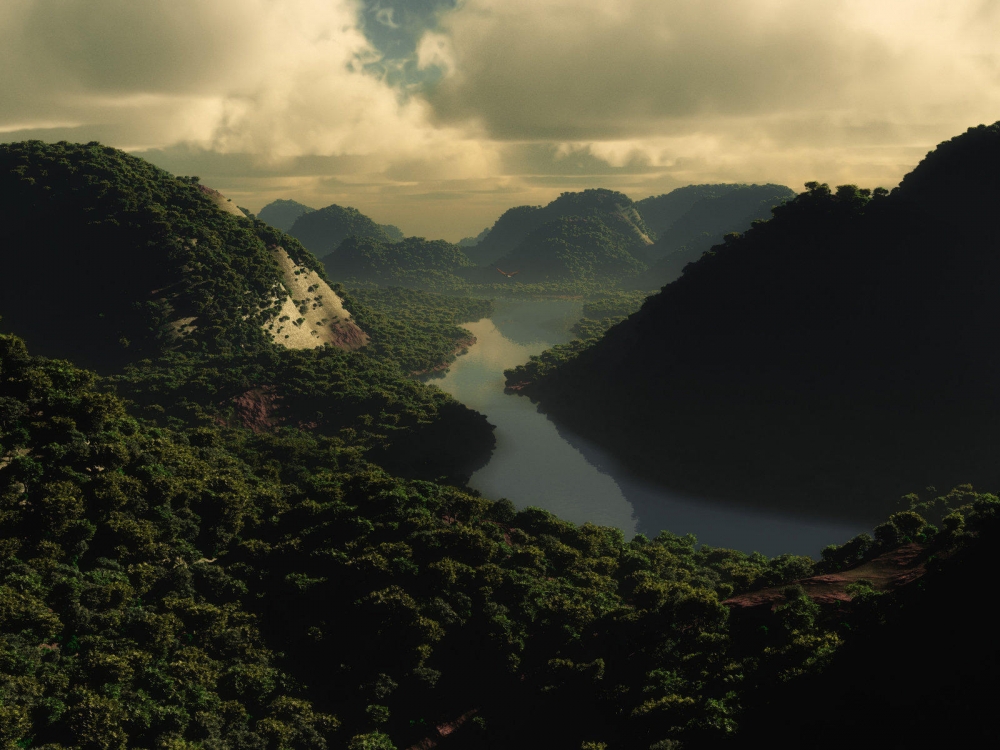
(431, 299), (866, 556)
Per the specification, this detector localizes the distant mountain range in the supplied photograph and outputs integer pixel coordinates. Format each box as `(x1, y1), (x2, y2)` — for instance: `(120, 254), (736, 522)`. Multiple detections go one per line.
(254, 185), (793, 292)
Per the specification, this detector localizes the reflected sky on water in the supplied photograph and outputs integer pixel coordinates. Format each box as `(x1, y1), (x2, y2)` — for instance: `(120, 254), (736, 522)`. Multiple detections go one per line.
(433, 299), (868, 557)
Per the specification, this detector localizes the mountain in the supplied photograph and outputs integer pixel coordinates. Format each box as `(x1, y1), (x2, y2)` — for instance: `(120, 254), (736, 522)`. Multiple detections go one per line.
(633, 183), (795, 288)
(379, 222), (405, 242)
(0, 141), (367, 371)
(636, 184), (748, 235)
(513, 123), (1000, 519)
(4, 140), (1000, 749)
(321, 236), (475, 292)
(257, 198), (315, 231)
(458, 226), (490, 248)
(493, 215), (648, 283)
(0, 141), (493, 483)
(467, 188), (653, 269)
(287, 203), (391, 255)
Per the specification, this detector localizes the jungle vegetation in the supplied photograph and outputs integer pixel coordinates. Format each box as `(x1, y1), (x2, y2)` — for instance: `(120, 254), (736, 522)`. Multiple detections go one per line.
(512, 123), (1000, 520)
(3, 132), (1000, 748)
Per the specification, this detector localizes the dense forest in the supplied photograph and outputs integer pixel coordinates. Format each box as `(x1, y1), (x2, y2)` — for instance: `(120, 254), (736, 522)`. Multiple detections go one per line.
(631, 184), (795, 289)
(262, 186), (793, 298)
(3, 133), (1000, 748)
(511, 123), (1000, 521)
(287, 206), (395, 258)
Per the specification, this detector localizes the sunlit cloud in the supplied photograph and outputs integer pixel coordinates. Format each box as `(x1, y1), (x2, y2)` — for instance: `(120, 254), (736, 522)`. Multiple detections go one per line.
(1, 0), (998, 239)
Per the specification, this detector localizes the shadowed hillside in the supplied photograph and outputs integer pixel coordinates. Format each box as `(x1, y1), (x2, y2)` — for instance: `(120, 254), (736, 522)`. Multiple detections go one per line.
(258, 198), (315, 231)
(466, 188), (653, 271)
(287, 203), (393, 256)
(513, 123), (1000, 519)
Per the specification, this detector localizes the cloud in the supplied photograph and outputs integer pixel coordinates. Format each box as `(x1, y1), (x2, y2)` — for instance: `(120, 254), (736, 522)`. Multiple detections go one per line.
(2, 0), (998, 240)
(0, 0), (488, 164)
(425, 0), (1000, 147)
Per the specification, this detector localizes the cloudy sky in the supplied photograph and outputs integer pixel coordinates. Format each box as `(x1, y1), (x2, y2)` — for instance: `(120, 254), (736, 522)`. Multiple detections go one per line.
(2, 0), (998, 239)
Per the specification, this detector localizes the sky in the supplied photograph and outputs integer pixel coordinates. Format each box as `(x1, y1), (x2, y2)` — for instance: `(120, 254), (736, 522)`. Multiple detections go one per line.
(2, 0), (999, 240)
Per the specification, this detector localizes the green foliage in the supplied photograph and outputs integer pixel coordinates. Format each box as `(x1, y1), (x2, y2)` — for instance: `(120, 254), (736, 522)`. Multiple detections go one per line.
(344, 287), (492, 374)
(5, 332), (922, 749)
(519, 122), (1000, 517)
(323, 237), (474, 292)
(288, 204), (392, 256)
(0, 141), (295, 370)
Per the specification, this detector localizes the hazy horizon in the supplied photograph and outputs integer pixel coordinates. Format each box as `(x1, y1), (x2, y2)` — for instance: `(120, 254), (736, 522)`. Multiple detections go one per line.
(3, 0), (998, 240)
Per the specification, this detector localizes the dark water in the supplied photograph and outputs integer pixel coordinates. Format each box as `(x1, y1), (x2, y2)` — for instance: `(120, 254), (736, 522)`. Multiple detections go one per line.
(434, 299), (868, 557)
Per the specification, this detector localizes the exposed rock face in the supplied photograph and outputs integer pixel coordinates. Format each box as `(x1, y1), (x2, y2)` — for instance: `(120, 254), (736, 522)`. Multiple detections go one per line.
(265, 246), (369, 351)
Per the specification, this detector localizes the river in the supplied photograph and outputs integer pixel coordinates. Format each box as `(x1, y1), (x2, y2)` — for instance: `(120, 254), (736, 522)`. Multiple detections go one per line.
(433, 298), (869, 558)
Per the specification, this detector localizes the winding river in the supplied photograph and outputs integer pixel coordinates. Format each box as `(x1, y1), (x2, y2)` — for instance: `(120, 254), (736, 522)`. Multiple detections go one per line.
(433, 299), (869, 558)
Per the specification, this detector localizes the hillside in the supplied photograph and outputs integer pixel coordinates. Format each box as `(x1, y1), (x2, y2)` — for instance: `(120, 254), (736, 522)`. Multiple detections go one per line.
(3, 341), (999, 748)
(287, 203), (392, 256)
(321, 236), (475, 292)
(258, 198), (316, 231)
(0, 142), (368, 370)
(0, 140), (494, 482)
(513, 123), (1000, 519)
(632, 184), (795, 288)
(635, 184), (745, 235)
(493, 215), (648, 283)
(467, 188), (653, 270)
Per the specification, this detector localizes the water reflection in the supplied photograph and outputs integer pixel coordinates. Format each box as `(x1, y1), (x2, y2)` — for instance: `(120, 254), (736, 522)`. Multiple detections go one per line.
(434, 299), (869, 557)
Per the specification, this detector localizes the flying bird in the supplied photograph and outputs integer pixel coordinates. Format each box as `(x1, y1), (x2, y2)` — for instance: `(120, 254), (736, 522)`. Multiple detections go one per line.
(496, 267), (519, 278)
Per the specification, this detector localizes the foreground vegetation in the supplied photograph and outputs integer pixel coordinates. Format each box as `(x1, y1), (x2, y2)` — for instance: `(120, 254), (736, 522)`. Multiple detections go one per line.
(3, 334), (1000, 748)
(3, 135), (1000, 747)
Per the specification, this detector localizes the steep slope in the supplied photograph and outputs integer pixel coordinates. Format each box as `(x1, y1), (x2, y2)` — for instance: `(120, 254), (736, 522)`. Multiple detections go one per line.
(267, 246), (368, 350)
(258, 198), (315, 231)
(0, 142), (368, 371)
(287, 203), (391, 255)
(468, 188), (653, 269)
(518, 123), (1000, 518)
(493, 215), (648, 283)
(636, 184), (744, 235)
(633, 184), (795, 288)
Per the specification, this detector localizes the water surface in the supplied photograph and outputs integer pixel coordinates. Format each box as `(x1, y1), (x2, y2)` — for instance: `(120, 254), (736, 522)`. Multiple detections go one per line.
(434, 299), (867, 557)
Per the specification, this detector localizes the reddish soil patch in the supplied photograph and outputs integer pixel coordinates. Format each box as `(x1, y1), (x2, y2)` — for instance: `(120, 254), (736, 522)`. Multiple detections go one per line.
(327, 320), (370, 350)
(405, 710), (479, 750)
(504, 380), (532, 392)
(221, 386), (283, 433)
(725, 543), (931, 610)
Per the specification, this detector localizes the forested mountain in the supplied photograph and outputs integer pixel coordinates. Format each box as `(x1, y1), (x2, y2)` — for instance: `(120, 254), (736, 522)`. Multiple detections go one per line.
(633, 184), (794, 288)
(0, 141), (333, 370)
(458, 226), (490, 247)
(0, 140), (493, 480)
(258, 198), (316, 231)
(493, 215), (648, 283)
(513, 123), (1000, 519)
(287, 203), (392, 256)
(466, 188), (653, 270)
(636, 184), (746, 235)
(379, 223), (405, 242)
(319, 236), (476, 293)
